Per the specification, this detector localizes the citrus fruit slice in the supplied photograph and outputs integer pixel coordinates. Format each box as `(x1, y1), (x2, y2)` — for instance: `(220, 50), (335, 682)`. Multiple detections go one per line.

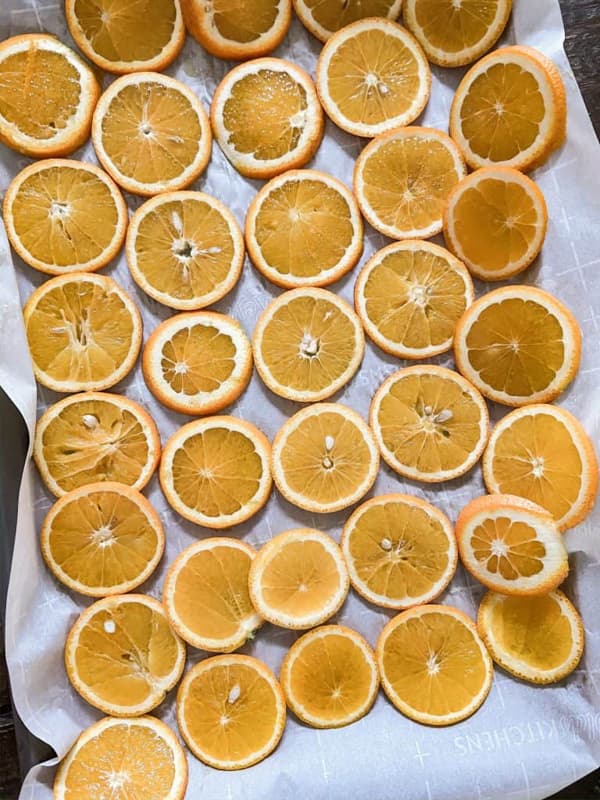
(142, 312), (253, 415)
(92, 72), (212, 196)
(65, 594), (186, 716)
(40, 482), (165, 597)
(0, 34), (100, 158)
(454, 286), (581, 407)
(370, 365), (488, 483)
(126, 191), (244, 311)
(293, 0), (403, 42)
(456, 494), (568, 596)
(54, 716), (188, 800)
(341, 494), (457, 609)
(176, 654), (286, 769)
(316, 18), (431, 138)
(65, 0), (185, 74)
(3, 159), (127, 276)
(245, 169), (363, 289)
(23, 273), (142, 393)
(354, 126), (466, 239)
(403, 0), (513, 67)
(450, 45), (567, 172)
(377, 605), (493, 725)
(280, 625), (378, 727)
(478, 590), (584, 684)
(159, 417), (272, 528)
(248, 528), (350, 628)
(211, 57), (324, 179)
(253, 288), (364, 402)
(182, 0), (292, 60)
(272, 403), (379, 513)
(354, 240), (473, 359)
(443, 167), (548, 281)
(483, 404), (598, 532)
(163, 538), (262, 652)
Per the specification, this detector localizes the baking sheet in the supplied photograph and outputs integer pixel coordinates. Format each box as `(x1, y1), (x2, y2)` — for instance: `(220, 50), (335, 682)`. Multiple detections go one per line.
(3, 1), (600, 798)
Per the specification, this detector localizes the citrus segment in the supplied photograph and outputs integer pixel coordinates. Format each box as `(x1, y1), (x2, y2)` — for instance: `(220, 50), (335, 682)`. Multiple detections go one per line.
(293, 0), (403, 42)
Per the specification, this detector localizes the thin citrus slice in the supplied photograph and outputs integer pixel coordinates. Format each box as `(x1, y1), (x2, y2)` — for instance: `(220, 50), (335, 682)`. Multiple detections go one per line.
(456, 494), (568, 596)
(354, 240), (473, 359)
(65, 594), (186, 716)
(253, 287), (364, 402)
(377, 605), (493, 725)
(443, 167), (548, 281)
(245, 169), (363, 289)
(354, 126), (466, 239)
(143, 312), (253, 415)
(403, 0), (512, 67)
(454, 286), (581, 407)
(272, 403), (379, 513)
(478, 590), (584, 684)
(211, 57), (324, 179)
(65, 0), (185, 74)
(54, 716), (188, 800)
(483, 404), (598, 531)
(0, 34), (100, 158)
(126, 191), (244, 311)
(248, 528), (350, 628)
(280, 625), (378, 727)
(182, 0), (292, 60)
(159, 416), (272, 528)
(293, 0), (403, 42)
(92, 72), (212, 196)
(3, 159), (127, 276)
(341, 494), (457, 609)
(316, 18), (431, 138)
(40, 482), (165, 597)
(370, 365), (488, 483)
(163, 538), (262, 652)
(176, 654), (286, 769)
(23, 273), (142, 393)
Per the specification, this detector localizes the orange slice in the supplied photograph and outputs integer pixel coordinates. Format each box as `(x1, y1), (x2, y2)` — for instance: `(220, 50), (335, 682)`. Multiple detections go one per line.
(280, 625), (378, 727)
(354, 240), (473, 359)
(293, 0), (403, 42)
(248, 528), (350, 628)
(341, 494), (457, 609)
(454, 286), (581, 407)
(65, 594), (186, 716)
(176, 654), (286, 769)
(377, 605), (493, 725)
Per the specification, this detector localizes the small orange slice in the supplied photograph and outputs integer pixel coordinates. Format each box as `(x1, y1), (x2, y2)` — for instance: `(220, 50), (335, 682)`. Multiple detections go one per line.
(293, 0), (404, 42)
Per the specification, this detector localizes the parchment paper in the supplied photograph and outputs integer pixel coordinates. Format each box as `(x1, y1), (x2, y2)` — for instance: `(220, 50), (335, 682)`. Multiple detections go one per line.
(2, 1), (600, 798)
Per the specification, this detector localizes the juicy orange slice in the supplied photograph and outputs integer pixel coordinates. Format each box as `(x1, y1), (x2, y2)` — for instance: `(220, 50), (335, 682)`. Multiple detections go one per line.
(294, 0), (403, 42)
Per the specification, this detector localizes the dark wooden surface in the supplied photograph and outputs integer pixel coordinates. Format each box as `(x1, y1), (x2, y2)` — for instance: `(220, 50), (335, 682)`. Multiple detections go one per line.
(1, 2), (599, 798)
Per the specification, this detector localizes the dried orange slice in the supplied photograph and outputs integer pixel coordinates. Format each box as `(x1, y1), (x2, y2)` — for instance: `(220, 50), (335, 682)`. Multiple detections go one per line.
(0, 34), (100, 158)
(454, 286), (581, 407)
(163, 538), (262, 652)
(177, 654), (286, 769)
(483, 404), (598, 532)
(294, 0), (403, 42)
(248, 528), (350, 628)
(377, 605), (493, 725)
(478, 590), (584, 684)
(211, 57), (324, 179)
(159, 416), (272, 528)
(54, 716), (188, 800)
(142, 312), (252, 415)
(443, 167), (548, 281)
(354, 126), (466, 239)
(370, 365), (488, 483)
(253, 288), (364, 402)
(272, 403), (379, 513)
(354, 240), (473, 359)
(341, 494), (457, 609)
(65, 594), (186, 716)
(280, 625), (378, 727)
(23, 273), (142, 393)
(245, 169), (363, 289)
(92, 72), (212, 196)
